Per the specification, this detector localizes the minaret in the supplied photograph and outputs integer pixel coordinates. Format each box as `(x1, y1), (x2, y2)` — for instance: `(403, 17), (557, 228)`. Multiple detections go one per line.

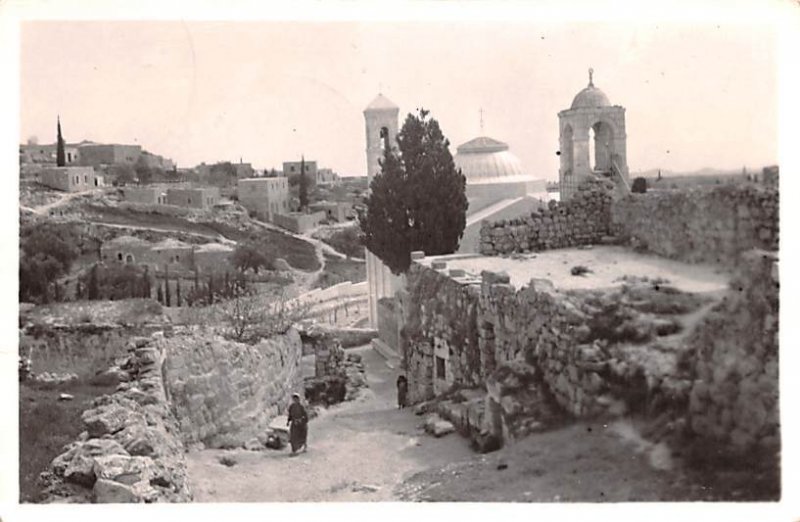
(363, 93), (399, 185)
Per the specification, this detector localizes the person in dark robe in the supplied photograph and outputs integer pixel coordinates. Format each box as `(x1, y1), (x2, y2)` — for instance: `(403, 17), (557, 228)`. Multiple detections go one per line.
(287, 393), (308, 455)
(396, 375), (408, 409)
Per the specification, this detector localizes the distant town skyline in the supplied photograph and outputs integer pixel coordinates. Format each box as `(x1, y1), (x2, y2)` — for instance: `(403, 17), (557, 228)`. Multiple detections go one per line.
(20, 21), (777, 179)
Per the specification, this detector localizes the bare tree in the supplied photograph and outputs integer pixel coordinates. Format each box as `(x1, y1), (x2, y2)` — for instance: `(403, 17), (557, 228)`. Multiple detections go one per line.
(221, 286), (309, 343)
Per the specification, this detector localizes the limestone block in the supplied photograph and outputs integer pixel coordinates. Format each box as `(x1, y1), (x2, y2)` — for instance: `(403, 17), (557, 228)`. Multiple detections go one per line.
(64, 454), (99, 487)
(93, 478), (159, 503)
(82, 404), (146, 438)
(424, 415), (456, 438)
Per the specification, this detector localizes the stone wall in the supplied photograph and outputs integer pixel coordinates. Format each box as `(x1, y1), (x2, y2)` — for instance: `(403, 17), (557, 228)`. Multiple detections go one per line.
(377, 297), (401, 351)
(41, 333), (192, 503)
(160, 329), (303, 447)
(478, 178), (614, 255)
(400, 264), (483, 404)
(19, 323), (166, 378)
(611, 185), (779, 265)
(479, 181), (779, 268)
(403, 247), (780, 458)
(687, 250), (779, 453)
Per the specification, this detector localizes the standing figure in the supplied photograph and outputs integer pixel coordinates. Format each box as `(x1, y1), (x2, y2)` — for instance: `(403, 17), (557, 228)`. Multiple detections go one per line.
(287, 393), (308, 455)
(396, 375), (408, 409)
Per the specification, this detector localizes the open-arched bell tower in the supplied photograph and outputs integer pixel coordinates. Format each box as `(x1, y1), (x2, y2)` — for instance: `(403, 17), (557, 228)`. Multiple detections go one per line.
(558, 69), (630, 200)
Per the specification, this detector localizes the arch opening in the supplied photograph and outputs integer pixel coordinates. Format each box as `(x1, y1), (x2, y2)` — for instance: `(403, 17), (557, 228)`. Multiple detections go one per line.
(562, 124), (574, 176)
(591, 120), (615, 174)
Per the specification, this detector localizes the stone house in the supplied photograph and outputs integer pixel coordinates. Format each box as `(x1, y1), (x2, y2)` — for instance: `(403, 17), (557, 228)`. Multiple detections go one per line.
(38, 166), (104, 192)
(165, 187), (220, 210)
(78, 143), (142, 168)
(309, 200), (354, 222)
(316, 168), (340, 185)
(237, 177), (289, 221)
(100, 236), (153, 265)
(19, 142), (80, 165)
(123, 186), (168, 205)
(101, 235), (233, 274)
(283, 160), (317, 186)
(273, 211), (327, 234)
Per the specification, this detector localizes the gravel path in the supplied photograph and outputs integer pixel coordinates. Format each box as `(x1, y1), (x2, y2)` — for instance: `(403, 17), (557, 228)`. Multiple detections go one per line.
(185, 345), (474, 502)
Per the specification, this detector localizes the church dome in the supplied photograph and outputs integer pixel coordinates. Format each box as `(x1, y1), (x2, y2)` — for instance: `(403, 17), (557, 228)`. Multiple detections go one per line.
(571, 85), (611, 109)
(570, 69), (611, 109)
(454, 136), (526, 182)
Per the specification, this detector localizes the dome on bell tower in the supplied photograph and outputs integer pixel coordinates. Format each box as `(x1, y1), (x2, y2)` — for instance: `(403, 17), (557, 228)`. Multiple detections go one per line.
(570, 68), (611, 109)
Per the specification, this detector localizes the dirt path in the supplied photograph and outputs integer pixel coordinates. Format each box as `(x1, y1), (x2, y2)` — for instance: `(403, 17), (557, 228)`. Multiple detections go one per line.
(21, 188), (97, 216)
(185, 345), (474, 502)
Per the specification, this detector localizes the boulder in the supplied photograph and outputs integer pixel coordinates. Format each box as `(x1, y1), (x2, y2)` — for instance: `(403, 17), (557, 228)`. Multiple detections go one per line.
(82, 404), (145, 437)
(93, 478), (159, 503)
(52, 438), (129, 477)
(64, 455), (98, 487)
(424, 415), (455, 438)
(92, 455), (158, 486)
(113, 424), (174, 457)
(244, 438), (264, 451)
(90, 367), (130, 387)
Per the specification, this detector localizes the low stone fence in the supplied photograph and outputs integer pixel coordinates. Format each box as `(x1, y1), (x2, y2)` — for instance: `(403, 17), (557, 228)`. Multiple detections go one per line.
(611, 184), (779, 265)
(160, 329), (303, 447)
(478, 178), (614, 255)
(40, 333), (192, 503)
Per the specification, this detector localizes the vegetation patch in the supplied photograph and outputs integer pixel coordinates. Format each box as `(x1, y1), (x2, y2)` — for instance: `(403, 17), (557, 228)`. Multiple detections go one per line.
(319, 226), (364, 259)
(19, 379), (117, 502)
(314, 254), (366, 289)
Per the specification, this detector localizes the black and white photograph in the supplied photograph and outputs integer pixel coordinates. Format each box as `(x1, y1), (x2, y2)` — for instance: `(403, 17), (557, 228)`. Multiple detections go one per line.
(1, 0), (798, 519)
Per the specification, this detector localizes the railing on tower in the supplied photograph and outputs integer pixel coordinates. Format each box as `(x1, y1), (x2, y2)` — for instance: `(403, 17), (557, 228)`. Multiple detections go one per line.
(610, 156), (631, 193)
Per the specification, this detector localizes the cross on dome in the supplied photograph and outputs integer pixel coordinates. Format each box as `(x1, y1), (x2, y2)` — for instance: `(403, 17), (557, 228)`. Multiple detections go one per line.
(588, 67), (594, 86)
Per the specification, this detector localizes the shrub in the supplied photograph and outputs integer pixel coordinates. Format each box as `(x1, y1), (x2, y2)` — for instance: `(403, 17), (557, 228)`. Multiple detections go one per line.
(631, 177), (648, 193)
(322, 226), (364, 259)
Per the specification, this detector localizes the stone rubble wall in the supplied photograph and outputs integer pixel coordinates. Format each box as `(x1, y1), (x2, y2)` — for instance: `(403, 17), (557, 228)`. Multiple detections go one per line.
(160, 329), (303, 447)
(611, 185), (779, 265)
(41, 333), (192, 503)
(401, 264), (482, 405)
(19, 323), (166, 378)
(478, 178), (614, 255)
(686, 250), (779, 453)
(479, 181), (778, 268)
(402, 250), (778, 456)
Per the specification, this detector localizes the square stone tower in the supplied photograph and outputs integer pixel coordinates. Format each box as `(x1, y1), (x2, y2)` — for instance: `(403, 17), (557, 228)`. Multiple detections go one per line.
(364, 93), (400, 185)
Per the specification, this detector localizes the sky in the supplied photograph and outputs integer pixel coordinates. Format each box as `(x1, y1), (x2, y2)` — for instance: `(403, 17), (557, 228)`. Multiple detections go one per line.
(19, 21), (778, 179)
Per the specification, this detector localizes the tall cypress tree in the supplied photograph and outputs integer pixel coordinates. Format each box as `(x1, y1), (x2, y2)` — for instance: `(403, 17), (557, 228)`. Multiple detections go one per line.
(164, 266), (171, 307)
(56, 116), (66, 167)
(176, 278), (182, 307)
(298, 155), (308, 210)
(360, 108), (468, 274)
(88, 264), (99, 300)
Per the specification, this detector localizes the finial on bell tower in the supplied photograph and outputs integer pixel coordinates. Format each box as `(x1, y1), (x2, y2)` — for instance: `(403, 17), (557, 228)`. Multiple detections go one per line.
(588, 67), (594, 87)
